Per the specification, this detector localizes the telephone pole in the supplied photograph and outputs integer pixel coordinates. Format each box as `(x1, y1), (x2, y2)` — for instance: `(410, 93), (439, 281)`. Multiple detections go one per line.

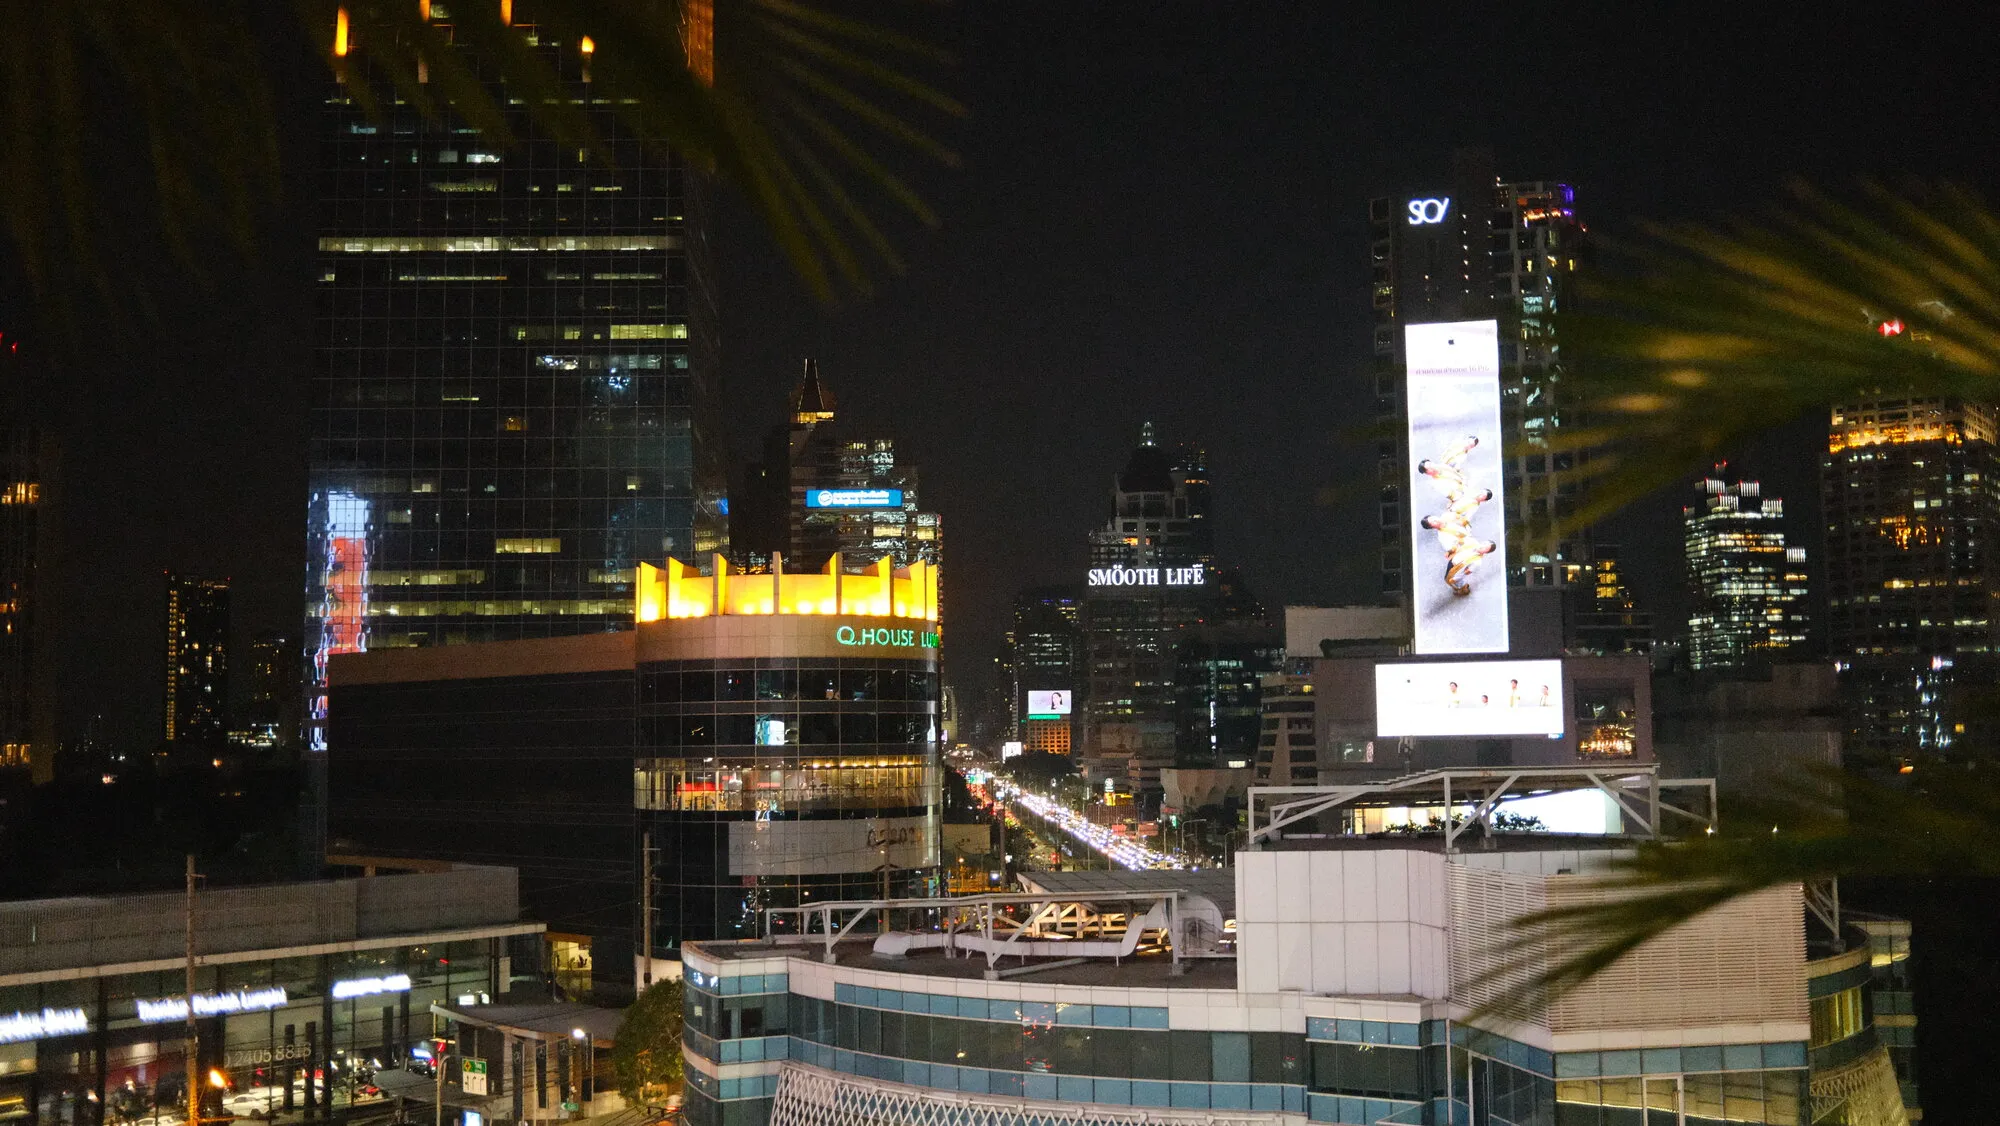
(640, 831), (654, 988)
(184, 855), (200, 1126)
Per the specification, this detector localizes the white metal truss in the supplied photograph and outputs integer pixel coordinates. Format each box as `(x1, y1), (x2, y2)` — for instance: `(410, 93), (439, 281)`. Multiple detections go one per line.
(762, 888), (1220, 974)
(767, 1061), (1281, 1126)
(1247, 765), (1717, 851)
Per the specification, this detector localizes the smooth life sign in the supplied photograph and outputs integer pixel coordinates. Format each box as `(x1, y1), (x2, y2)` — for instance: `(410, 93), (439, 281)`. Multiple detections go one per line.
(1087, 564), (1205, 588)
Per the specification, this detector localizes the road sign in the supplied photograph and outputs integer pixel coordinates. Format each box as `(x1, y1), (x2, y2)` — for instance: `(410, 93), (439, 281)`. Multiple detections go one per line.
(462, 1059), (488, 1096)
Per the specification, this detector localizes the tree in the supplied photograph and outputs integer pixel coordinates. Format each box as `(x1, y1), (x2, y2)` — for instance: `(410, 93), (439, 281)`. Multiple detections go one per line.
(1515, 183), (2000, 995)
(611, 977), (685, 1108)
(1, 1), (959, 320)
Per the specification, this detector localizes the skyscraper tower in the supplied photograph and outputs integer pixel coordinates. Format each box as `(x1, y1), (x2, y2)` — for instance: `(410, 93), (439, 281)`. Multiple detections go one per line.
(1009, 585), (1081, 754)
(307, 24), (724, 759)
(735, 360), (941, 571)
(1683, 470), (1810, 670)
(1822, 390), (2000, 762)
(1081, 424), (1260, 801)
(1368, 151), (1590, 602)
(0, 332), (53, 779)
(164, 574), (230, 752)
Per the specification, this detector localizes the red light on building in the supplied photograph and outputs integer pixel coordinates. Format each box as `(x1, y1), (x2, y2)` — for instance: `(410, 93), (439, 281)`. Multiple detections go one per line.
(1878, 319), (1906, 337)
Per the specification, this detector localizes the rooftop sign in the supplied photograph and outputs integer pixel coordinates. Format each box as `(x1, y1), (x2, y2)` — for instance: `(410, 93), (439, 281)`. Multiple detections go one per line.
(806, 488), (903, 509)
(1087, 564), (1205, 588)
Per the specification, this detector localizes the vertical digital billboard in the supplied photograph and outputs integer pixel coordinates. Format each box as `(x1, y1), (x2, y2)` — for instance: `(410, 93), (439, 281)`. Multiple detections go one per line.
(1405, 320), (1508, 654)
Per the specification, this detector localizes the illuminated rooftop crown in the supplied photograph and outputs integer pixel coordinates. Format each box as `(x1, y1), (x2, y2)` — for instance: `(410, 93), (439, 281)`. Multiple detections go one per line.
(638, 553), (938, 623)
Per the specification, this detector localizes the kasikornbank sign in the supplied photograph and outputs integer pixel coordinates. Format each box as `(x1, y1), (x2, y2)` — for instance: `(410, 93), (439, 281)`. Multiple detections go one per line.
(1087, 564), (1205, 588)
(836, 625), (940, 649)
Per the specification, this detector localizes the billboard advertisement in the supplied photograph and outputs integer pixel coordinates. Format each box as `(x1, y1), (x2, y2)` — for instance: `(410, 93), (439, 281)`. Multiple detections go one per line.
(805, 488), (904, 509)
(1374, 659), (1564, 738)
(1405, 319), (1508, 654)
(1026, 690), (1072, 718)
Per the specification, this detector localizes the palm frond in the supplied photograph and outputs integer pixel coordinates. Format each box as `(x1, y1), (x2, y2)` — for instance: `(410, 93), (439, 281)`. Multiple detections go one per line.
(1473, 766), (2000, 1016)
(0, 0), (960, 324)
(1553, 183), (2000, 523)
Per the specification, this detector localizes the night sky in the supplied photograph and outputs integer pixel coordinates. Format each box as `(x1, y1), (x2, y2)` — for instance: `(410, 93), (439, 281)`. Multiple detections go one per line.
(15, 2), (2000, 751)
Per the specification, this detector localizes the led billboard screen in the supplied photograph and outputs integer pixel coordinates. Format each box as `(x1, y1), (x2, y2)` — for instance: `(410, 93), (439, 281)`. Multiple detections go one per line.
(1374, 659), (1564, 737)
(1026, 690), (1072, 718)
(1405, 320), (1508, 654)
(805, 488), (904, 509)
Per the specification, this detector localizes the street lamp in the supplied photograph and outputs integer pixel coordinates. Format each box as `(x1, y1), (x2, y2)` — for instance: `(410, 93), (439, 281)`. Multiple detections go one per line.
(570, 1029), (592, 1110)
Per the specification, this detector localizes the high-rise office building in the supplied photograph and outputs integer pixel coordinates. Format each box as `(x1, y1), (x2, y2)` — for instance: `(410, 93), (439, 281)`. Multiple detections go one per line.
(1368, 152), (1595, 602)
(1171, 622), (1283, 769)
(735, 360), (940, 572)
(1008, 585), (1081, 755)
(1822, 391), (2000, 762)
(1562, 545), (1655, 654)
(164, 574), (230, 751)
(1684, 471), (1810, 671)
(307, 24), (725, 761)
(1081, 425), (1262, 800)
(233, 630), (299, 752)
(0, 334), (52, 778)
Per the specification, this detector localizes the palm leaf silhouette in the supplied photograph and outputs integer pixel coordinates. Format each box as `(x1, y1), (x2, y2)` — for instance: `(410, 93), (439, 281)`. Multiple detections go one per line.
(0, 0), (960, 321)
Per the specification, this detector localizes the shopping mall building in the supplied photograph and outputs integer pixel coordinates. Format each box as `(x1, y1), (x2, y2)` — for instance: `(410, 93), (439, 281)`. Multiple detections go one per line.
(327, 554), (943, 999)
(0, 866), (541, 1126)
(681, 767), (1919, 1126)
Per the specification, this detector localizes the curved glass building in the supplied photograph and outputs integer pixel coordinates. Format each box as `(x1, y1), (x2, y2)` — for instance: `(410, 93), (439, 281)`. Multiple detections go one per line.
(326, 553), (941, 999)
(633, 555), (944, 948)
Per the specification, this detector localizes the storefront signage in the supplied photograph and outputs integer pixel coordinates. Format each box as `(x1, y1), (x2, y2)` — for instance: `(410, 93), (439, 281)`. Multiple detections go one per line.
(332, 973), (413, 999)
(805, 488), (903, 509)
(227, 1043), (310, 1069)
(137, 987), (289, 1023)
(835, 625), (939, 649)
(866, 822), (922, 848)
(1087, 564), (1205, 588)
(0, 1007), (88, 1044)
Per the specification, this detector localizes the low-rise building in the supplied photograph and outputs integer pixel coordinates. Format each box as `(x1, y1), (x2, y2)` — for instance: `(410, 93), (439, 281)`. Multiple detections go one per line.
(0, 867), (540, 1126)
(682, 766), (1914, 1126)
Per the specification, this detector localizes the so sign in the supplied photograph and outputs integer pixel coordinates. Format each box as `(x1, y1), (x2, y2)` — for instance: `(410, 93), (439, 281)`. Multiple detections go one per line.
(1407, 197), (1451, 225)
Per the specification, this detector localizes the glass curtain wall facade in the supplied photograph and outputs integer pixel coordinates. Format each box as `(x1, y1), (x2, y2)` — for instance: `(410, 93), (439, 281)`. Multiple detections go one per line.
(1822, 394), (2000, 761)
(308, 32), (724, 756)
(1682, 474), (1809, 671)
(634, 651), (941, 951)
(0, 938), (522, 1126)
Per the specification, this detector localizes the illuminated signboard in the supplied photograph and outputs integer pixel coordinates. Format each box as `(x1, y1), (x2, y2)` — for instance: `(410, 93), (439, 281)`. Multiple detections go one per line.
(1374, 659), (1564, 738)
(137, 987), (289, 1024)
(805, 488), (904, 509)
(1026, 690), (1071, 718)
(1407, 197), (1451, 225)
(1000, 741), (1025, 760)
(0, 1007), (88, 1044)
(1086, 564), (1205, 588)
(1405, 320), (1508, 655)
(835, 625), (939, 649)
(331, 973), (413, 1000)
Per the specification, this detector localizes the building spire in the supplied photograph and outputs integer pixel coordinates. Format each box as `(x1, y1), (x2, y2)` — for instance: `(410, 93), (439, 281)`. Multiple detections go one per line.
(791, 358), (836, 426)
(1140, 420), (1156, 447)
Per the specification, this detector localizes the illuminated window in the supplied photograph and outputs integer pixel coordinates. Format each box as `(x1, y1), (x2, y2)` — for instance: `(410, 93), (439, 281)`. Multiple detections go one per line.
(496, 538), (562, 554)
(609, 324), (689, 340)
(502, 416), (527, 432)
